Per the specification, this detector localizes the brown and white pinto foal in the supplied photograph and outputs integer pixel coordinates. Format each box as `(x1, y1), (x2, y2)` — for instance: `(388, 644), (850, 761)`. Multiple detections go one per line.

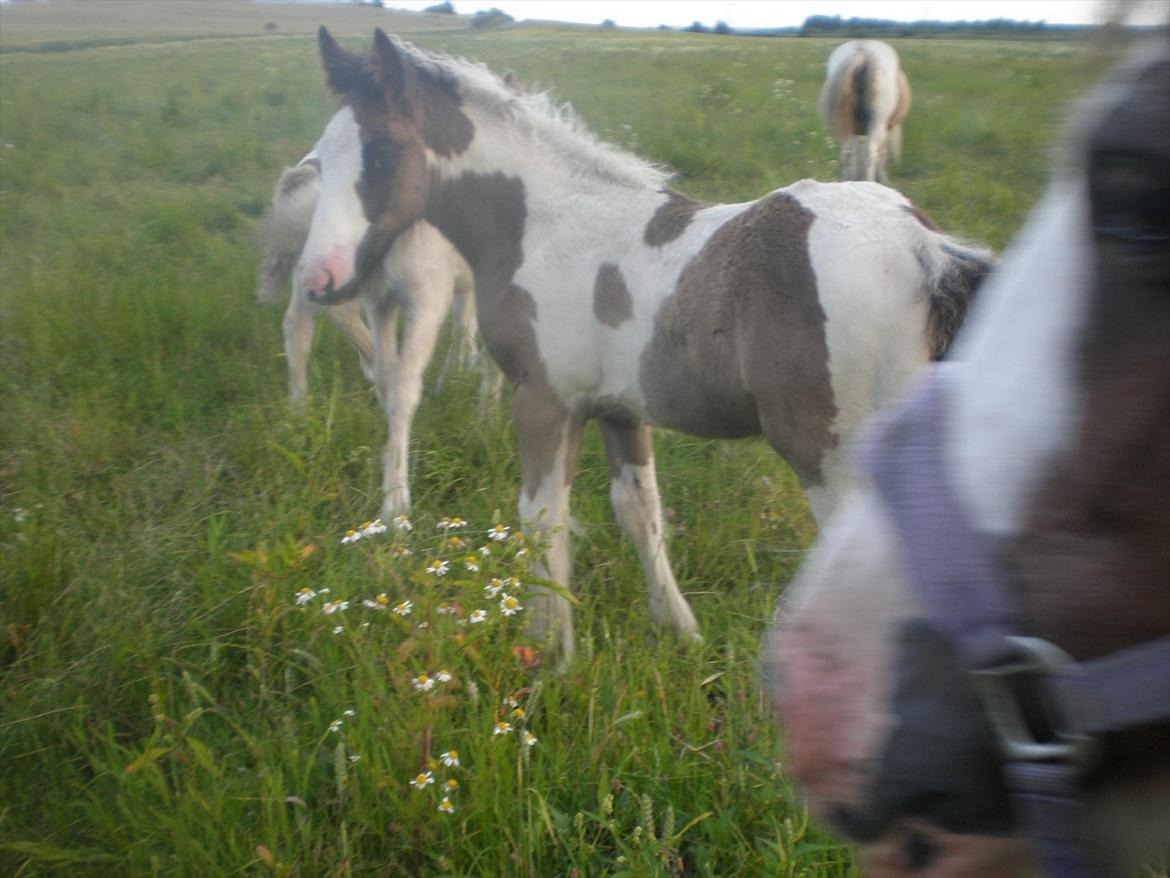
(296, 28), (991, 663)
(770, 42), (1170, 877)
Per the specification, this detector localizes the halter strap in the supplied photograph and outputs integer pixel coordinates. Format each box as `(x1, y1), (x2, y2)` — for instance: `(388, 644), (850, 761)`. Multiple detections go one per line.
(862, 363), (1170, 878)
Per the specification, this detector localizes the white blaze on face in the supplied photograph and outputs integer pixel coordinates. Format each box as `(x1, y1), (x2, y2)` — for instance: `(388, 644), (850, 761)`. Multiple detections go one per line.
(296, 106), (371, 297)
(946, 182), (1092, 537)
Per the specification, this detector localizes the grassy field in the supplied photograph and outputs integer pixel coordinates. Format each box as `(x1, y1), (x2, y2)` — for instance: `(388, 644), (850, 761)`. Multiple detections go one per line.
(1, 6), (1105, 877)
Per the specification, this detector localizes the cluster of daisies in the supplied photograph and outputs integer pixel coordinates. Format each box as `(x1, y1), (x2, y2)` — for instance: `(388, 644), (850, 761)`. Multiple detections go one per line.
(304, 515), (542, 817)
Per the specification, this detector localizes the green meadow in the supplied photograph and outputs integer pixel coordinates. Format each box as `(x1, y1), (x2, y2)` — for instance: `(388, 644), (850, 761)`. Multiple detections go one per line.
(1, 10), (1103, 877)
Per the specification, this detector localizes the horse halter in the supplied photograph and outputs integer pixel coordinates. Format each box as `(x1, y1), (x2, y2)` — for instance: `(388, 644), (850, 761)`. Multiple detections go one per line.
(863, 363), (1170, 878)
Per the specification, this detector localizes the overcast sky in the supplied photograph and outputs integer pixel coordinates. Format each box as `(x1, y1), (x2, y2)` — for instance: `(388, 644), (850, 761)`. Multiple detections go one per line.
(385, 1), (1148, 28)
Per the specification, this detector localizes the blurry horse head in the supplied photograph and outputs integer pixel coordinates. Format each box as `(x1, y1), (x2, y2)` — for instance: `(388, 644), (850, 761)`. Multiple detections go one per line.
(296, 28), (466, 304)
(770, 39), (1170, 877)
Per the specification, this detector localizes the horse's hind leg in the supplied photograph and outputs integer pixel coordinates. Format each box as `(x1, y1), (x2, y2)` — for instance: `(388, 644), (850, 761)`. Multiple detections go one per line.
(598, 418), (700, 643)
(514, 387), (585, 666)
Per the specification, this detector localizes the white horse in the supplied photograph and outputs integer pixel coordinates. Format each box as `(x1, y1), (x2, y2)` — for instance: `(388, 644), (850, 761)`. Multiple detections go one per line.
(820, 40), (911, 183)
(771, 41), (1170, 877)
(257, 154), (501, 517)
(296, 28), (992, 663)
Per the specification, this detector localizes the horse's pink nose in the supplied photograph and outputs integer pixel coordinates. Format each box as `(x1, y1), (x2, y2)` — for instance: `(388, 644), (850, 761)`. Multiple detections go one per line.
(300, 246), (355, 297)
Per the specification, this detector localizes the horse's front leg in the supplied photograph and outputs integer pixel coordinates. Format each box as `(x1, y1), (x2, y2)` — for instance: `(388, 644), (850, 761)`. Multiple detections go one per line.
(323, 299), (377, 392)
(374, 283), (448, 520)
(282, 289), (316, 411)
(513, 387), (585, 667)
(598, 418), (701, 644)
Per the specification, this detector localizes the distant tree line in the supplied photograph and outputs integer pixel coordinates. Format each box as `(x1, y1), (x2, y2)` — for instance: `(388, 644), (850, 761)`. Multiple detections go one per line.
(680, 15), (1106, 39)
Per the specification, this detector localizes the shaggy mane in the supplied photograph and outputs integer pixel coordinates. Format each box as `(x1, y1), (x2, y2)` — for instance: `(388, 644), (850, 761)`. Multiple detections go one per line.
(395, 38), (674, 191)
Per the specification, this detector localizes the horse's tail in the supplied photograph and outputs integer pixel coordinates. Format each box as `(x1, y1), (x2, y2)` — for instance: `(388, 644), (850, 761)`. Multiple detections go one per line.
(914, 219), (995, 360)
(256, 161), (320, 302)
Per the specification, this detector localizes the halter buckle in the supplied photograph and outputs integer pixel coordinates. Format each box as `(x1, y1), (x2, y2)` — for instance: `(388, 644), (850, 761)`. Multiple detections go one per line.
(972, 636), (1099, 770)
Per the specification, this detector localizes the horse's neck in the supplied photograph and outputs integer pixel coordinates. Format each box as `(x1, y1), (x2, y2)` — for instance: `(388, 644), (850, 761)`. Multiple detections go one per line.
(425, 116), (663, 282)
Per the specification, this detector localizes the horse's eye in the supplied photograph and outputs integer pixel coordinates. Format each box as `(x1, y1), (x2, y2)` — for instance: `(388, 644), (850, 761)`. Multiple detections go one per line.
(1090, 155), (1170, 249)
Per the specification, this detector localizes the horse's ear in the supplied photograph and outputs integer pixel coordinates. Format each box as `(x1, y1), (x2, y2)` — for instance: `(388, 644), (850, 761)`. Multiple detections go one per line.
(371, 28), (417, 109)
(318, 26), (360, 94)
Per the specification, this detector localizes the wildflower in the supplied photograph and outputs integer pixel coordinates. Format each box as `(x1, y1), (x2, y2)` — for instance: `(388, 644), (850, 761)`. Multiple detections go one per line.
(348, 754), (361, 764)
(295, 587), (317, 606)
(478, 544), (492, 557)
(487, 523), (510, 542)
(328, 719), (343, 734)
(363, 593), (390, 610)
(322, 600), (350, 615)
(343, 708), (356, 717)
(499, 595), (524, 616)
(523, 731), (538, 747)
(424, 559), (450, 577)
(502, 695), (520, 709)
(412, 672), (436, 692)
(435, 669), (453, 683)
(515, 548), (529, 559)
(440, 749), (460, 767)
(332, 624), (344, 635)
(511, 706), (525, 720)
(464, 555), (480, 572)
(436, 602), (456, 616)
(437, 516), (468, 531)
(437, 796), (455, 813)
(445, 535), (467, 550)
(469, 609), (487, 624)
(391, 545), (413, 558)
(410, 770), (434, 790)
(362, 518), (387, 537)
(484, 578), (506, 597)
(445, 778), (459, 792)
(340, 529), (361, 545)
(493, 721), (513, 736)
(393, 515), (413, 532)
(393, 599), (413, 617)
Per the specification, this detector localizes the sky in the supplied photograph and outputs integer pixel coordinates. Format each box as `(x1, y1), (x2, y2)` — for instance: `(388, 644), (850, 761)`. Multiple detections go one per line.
(383, 0), (1149, 29)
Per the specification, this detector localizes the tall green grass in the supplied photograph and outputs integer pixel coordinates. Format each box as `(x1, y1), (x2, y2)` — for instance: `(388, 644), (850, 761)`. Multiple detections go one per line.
(1, 27), (1097, 877)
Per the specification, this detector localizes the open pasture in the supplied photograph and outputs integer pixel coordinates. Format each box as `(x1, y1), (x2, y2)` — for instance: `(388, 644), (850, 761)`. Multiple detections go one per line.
(1, 10), (1101, 876)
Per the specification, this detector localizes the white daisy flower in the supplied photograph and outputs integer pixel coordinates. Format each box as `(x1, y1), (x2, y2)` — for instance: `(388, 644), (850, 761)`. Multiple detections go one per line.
(499, 595), (523, 616)
(412, 672), (436, 692)
(391, 545), (413, 558)
(437, 796), (455, 813)
(502, 696), (520, 709)
(340, 529), (361, 545)
(444, 778), (459, 792)
(435, 669), (453, 683)
(487, 524), (510, 542)
(440, 749), (460, 767)
(478, 544), (492, 557)
(484, 578), (506, 598)
(348, 754), (361, 764)
(393, 599), (413, 617)
(332, 624), (344, 635)
(362, 518), (387, 537)
(295, 587), (317, 606)
(328, 719), (342, 734)
(463, 555), (480, 572)
(469, 609), (488, 624)
(343, 708), (355, 717)
(493, 721), (513, 736)
(393, 515), (413, 532)
(523, 731), (538, 747)
(437, 516), (468, 531)
(424, 559), (450, 577)
(436, 603), (456, 616)
(322, 600), (349, 615)
(410, 770), (434, 790)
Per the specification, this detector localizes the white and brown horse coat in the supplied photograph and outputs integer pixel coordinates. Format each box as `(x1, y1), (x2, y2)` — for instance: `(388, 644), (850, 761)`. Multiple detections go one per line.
(296, 29), (991, 661)
(770, 42), (1170, 877)
(820, 40), (912, 183)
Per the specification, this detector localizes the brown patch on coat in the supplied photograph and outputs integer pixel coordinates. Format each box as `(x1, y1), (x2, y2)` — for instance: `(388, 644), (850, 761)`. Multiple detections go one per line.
(640, 193), (837, 485)
(593, 263), (633, 327)
(414, 63), (474, 157)
(598, 418), (652, 479)
(643, 190), (704, 248)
